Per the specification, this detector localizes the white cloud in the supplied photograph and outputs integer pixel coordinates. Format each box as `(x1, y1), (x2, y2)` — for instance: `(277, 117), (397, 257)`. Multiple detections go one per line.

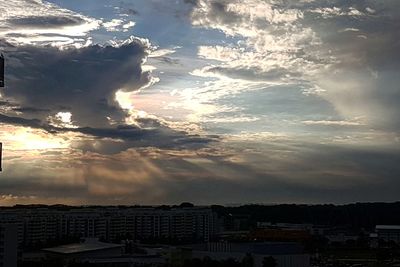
(102, 19), (136, 32)
(103, 19), (124, 32)
(122, 21), (136, 31)
(310, 7), (365, 18)
(339, 28), (360, 33)
(198, 46), (243, 62)
(185, 0), (327, 123)
(0, 0), (101, 48)
(149, 48), (177, 58)
(187, 0), (400, 135)
(190, 0), (328, 86)
(365, 7), (375, 14)
(302, 120), (365, 126)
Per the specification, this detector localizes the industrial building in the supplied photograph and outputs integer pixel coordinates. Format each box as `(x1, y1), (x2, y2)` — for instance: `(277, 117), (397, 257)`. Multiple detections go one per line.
(43, 238), (124, 262)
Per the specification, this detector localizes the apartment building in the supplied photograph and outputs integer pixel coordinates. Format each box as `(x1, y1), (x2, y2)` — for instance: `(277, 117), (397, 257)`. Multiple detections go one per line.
(0, 224), (18, 267)
(0, 207), (218, 247)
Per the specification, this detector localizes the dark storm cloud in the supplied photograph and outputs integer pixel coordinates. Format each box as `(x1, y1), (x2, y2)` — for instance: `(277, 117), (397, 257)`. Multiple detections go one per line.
(123, 143), (400, 204)
(11, 107), (51, 113)
(0, 112), (214, 153)
(2, 39), (149, 127)
(0, 38), (214, 151)
(7, 15), (85, 28)
(156, 56), (181, 65)
(0, 112), (149, 137)
(0, 114), (44, 130)
(1, 141), (399, 205)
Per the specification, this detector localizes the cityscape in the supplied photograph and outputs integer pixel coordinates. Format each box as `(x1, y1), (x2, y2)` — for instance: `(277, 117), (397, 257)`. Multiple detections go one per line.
(1, 0), (400, 266)
(1, 203), (400, 266)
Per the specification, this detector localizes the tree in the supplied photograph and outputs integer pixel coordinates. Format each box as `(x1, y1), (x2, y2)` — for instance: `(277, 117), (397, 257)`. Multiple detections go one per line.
(179, 202), (195, 208)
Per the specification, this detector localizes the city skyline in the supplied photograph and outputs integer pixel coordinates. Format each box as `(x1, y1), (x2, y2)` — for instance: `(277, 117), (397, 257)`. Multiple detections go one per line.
(0, 0), (399, 205)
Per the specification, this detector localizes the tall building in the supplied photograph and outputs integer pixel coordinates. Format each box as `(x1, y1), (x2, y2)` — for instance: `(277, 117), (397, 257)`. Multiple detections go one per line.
(0, 212), (24, 247)
(0, 224), (18, 267)
(129, 208), (215, 242)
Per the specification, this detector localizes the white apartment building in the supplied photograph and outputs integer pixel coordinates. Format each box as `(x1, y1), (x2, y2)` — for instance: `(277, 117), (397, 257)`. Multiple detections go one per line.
(0, 207), (218, 246)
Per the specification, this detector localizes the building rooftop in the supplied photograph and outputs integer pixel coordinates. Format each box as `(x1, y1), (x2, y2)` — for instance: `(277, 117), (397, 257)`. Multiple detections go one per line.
(376, 225), (400, 230)
(43, 239), (123, 255)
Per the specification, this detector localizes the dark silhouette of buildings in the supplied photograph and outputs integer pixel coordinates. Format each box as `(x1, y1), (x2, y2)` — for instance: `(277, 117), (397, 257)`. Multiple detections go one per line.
(0, 206), (218, 247)
(0, 224), (18, 267)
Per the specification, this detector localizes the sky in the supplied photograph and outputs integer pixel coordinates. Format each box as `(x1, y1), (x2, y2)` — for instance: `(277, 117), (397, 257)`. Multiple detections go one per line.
(0, 0), (399, 205)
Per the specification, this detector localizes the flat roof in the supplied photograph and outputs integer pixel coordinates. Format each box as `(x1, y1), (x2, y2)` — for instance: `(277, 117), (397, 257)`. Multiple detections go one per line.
(376, 225), (400, 230)
(43, 240), (123, 255)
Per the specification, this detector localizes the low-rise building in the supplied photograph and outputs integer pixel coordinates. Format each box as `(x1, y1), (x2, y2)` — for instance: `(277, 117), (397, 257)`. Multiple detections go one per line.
(376, 225), (400, 244)
(186, 242), (310, 267)
(43, 238), (123, 262)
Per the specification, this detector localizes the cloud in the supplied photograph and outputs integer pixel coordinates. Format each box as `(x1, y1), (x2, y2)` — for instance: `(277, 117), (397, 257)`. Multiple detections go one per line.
(0, 111), (214, 154)
(7, 15), (86, 28)
(2, 38), (150, 126)
(1, 140), (399, 205)
(103, 19), (125, 32)
(190, 0), (324, 82)
(186, 0), (400, 134)
(302, 119), (364, 127)
(184, 0), (200, 6)
(102, 19), (135, 32)
(0, 0), (216, 156)
(0, 0), (100, 47)
(0, 36), (213, 152)
(1, 0), (399, 205)
(179, 0), (328, 125)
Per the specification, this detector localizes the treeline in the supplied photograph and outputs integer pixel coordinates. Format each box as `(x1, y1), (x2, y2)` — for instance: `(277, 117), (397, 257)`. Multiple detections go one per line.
(212, 202), (400, 230)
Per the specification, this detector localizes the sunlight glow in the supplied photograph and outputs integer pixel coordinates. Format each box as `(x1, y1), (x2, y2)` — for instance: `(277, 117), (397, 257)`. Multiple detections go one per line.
(56, 112), (72, 124)
(116, 91), (135, 110)
(2, 127), (70, 150)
